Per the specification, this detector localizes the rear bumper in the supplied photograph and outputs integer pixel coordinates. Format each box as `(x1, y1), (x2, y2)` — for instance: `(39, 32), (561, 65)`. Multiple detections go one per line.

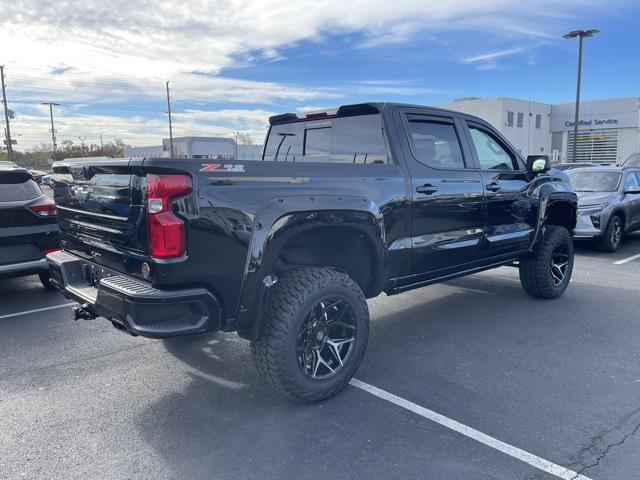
(47, 250), (221, 338)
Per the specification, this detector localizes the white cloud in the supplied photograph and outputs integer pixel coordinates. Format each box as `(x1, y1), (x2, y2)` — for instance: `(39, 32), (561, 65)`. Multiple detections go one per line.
(462, 46), (531, 64)
(0, 0), (624, 148)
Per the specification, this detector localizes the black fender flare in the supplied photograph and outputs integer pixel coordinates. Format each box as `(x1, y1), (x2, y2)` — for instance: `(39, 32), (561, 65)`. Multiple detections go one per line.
(529, 182), (578, 251)
(234, 194), (387, 339)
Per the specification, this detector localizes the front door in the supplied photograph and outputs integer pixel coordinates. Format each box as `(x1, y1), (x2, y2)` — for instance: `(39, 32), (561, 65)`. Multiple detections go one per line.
(463, 121), (535, 258)
(399, 111), (485, 277)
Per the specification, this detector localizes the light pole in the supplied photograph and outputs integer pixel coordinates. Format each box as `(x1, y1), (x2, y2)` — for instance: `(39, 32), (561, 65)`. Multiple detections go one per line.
(563, 29), (599, 163)
(41, 102), (59, 161)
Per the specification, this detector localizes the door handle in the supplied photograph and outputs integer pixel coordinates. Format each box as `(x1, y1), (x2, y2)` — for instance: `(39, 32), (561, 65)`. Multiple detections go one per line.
(416, 184), (438, 195)
(485, 182), (501, 192)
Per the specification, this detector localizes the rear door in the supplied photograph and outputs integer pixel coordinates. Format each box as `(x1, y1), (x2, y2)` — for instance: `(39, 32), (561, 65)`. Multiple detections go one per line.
(397, 108), (485, 277)
(461, 120), (535, 258)
(52, 158), (146, 272)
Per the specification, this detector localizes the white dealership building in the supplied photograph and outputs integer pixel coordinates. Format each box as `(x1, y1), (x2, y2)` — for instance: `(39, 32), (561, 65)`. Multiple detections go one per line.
(440, 96), (640, 164)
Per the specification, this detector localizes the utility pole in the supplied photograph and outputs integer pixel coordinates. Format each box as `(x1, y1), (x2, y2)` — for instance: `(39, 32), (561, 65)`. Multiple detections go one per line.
(166, 81), (175, 157)
(1, 65), (14, 163)
(563, 29), (599, 163)
(77, 136), (86, 154)
(234, 131), (240, 160)
(41, 102), (59, 161)
(100, 134), (104, 150)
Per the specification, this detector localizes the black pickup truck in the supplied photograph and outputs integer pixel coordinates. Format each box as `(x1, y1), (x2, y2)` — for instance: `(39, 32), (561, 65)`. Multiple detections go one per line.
(48, 102), (577, 402)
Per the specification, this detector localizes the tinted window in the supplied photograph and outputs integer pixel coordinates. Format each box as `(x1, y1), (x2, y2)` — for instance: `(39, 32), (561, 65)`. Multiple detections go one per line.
(262, 122), (304, 162)
(0, 172), (43, 202)
(262, 114), (386, 164)
(407, 120), (465, 168)
(623, 172), (639, 190)
(468, 126), (516, 171)
(535, 114), (542, 129)
(517, 112), (524, 128)
(304, 127), (331, 160)
(567, 171), (622, 192)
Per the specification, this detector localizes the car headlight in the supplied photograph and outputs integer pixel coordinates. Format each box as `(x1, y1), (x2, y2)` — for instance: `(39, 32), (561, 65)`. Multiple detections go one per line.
(578, 203), (608, 229)
(578, 203), (609, 215)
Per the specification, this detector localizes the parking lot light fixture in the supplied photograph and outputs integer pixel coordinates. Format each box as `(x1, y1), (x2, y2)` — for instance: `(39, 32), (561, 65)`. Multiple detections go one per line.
(563, 29), (600, 164)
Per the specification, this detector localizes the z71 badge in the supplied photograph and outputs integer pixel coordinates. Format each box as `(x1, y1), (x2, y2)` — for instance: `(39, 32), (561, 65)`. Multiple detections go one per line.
(199, 163), (246, 173)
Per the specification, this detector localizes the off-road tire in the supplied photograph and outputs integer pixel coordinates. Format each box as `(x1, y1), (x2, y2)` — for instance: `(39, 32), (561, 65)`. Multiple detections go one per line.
(597, 214), (623, 253)
(519, 225), (573, 299)
(39, 272), (56, 291)
(251, 267), (369, 402)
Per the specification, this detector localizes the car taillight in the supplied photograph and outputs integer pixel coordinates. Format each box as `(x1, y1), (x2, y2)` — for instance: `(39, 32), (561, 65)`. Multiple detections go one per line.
(146, 174), (192, 259)
(42, 247), (61, 255)
(30, 202), (57, 217)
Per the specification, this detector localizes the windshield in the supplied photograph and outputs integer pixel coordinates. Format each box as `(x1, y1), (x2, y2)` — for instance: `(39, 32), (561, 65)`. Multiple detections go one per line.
(568, 170), (621, 192)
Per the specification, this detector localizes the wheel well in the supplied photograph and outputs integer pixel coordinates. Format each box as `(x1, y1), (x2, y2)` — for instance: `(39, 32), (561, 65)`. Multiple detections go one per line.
(274, 226), (380, 297)
(545, 201), (577, 231)
(610, 210), (625, 229)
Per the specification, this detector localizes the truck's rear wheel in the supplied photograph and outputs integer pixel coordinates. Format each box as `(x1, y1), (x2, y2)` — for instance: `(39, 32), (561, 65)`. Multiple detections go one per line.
(251, 267), (369, 402)
(519, 225), (573, 299)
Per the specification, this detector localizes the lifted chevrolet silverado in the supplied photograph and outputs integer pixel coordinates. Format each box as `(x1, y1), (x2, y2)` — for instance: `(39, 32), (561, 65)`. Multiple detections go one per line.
(48, 103), (577, 402)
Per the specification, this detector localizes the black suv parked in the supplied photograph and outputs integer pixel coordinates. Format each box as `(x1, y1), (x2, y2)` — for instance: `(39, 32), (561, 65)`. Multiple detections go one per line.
(0, 163), (59, 288)
(48, 103), (578, 401)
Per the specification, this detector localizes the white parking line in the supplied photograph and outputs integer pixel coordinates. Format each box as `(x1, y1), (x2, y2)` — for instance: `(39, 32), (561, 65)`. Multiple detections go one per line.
(349, 378), (591, 480)
(0, 303), (75, 320)
(614, 253), (640, 265)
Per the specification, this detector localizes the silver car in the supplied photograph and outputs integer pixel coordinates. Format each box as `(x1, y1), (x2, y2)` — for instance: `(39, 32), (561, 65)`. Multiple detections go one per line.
(568, 166), (640, 252)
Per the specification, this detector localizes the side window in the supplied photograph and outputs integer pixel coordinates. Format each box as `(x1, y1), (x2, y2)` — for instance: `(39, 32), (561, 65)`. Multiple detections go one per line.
(406, 119), (466, 169)
(517, 112), (524, 128)
(623, 172), (639, 190)
(468, 125), (517, 171)
(535, 114), (542, 129)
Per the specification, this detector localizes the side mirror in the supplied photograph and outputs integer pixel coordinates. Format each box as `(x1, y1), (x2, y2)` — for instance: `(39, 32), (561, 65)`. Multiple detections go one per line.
(526, 155), (551, 174)
(624, 185), (640, 195)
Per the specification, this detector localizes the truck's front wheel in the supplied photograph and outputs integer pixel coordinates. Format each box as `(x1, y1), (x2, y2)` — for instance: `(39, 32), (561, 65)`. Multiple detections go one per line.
(519, 225), (573, 299)
(251, 267), (369, 402)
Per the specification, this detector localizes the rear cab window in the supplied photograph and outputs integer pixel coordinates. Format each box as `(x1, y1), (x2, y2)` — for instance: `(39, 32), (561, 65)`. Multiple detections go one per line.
(263, 114), (387, 164)
(0, 171), (43, 202)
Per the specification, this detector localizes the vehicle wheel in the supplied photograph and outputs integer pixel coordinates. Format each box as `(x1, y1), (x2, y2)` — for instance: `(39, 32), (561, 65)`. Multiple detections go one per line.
(39, 272), (56, 290)
(251, 267), (369, 402)
(597, 215), (623, 253)
(519, 225), (573, 299)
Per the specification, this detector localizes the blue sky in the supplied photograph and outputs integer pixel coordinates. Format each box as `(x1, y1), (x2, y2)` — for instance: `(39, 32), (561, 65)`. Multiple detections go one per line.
(1, 0), (638, 149)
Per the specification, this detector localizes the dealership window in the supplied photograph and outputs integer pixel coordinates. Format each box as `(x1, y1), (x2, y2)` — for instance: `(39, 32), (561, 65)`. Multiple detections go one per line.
(535, 114), (542, 129)
(506, 111), (514, 127)
(517, 112), (524, 128)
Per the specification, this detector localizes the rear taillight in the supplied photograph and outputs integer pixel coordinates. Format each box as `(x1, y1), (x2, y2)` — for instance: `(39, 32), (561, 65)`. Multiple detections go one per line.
(42, 247), (61, 255)
(146, 174), (192, 259)
(30, 202), (57, 217)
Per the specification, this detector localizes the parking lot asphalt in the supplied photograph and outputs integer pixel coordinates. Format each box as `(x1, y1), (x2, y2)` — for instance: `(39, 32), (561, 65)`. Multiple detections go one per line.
(1, 235), (640, 480)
